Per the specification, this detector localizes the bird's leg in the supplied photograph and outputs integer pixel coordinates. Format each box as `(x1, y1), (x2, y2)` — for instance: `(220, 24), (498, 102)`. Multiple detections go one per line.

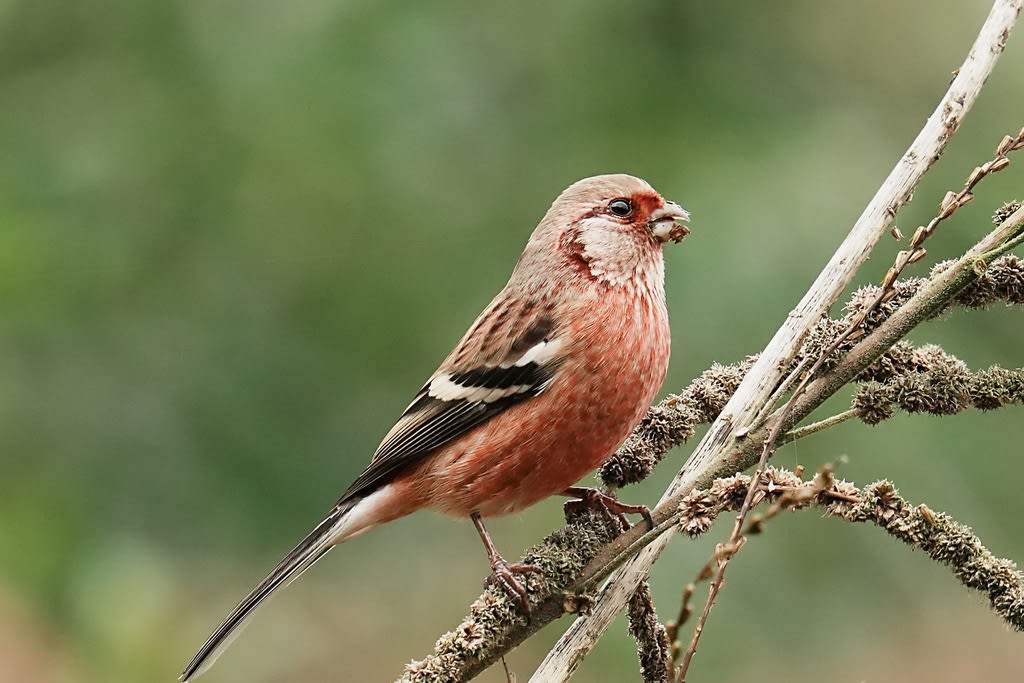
(562, 487), (654, 531)
(471, 512), (542, 615)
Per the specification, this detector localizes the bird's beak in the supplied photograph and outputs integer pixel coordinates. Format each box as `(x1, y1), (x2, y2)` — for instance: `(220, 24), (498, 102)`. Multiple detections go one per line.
(648, 201), (691, 244)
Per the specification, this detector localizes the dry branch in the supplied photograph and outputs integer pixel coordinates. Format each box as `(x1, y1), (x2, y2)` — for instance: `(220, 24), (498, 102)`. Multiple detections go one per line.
(396, 204), (1024, 683)
(665, 466), (1024, 640)
(626, 583), (671, 683)
(533, 2), (1023, 677)
(396, 3), (1024, 681)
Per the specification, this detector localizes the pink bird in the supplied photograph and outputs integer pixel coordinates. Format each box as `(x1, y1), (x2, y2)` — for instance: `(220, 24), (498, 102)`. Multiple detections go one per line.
(180, 174), (690, 681)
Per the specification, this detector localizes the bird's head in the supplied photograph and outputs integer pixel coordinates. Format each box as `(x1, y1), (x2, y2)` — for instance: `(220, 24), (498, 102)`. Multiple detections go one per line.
(529, 174), (691, 287)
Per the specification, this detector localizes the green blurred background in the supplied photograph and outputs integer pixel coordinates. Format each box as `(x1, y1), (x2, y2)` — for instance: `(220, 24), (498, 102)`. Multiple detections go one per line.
(1, 1), (1022, 681)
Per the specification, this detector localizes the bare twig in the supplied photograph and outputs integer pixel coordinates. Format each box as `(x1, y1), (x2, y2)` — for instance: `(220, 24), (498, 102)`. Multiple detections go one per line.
(782, 409), (862, 441)
(532, 5), (1022, 679)
(397, 203), (1024, 683)
(661, 461), (1024, 672)
(397, 5), (1024, 680)
(684, 468), (1024, 630)
(675, 125), (1024, 683)
(663, 581), (698, 671)
(533, 202), (1024, 683)
(840, 481), (1024, 630)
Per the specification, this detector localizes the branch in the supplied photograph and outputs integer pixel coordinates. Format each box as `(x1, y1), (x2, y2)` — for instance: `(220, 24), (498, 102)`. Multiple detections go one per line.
(599, 250), (1024, 485)
(396, 3), (1024, 680)
(843, 481), (1024, 630)
(626, 583), (671, 683)
(533, 3), (1023, 677)
(664, 467), (1024, 641)
(676, 196), (1024, 679)
(774, 206), (1024, 439)
(396, 204), (1024, 683)
(669, 184), (1024, 679)
(675, 118), (1024, 681)
(854, 347), (1024, 423)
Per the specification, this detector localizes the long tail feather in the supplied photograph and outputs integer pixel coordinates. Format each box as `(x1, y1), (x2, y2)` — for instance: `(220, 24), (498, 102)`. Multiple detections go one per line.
(179, 500), (356, 682)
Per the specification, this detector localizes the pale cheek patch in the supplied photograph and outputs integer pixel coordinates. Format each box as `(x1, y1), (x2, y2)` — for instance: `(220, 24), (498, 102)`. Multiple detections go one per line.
(576, 217), (642, 287)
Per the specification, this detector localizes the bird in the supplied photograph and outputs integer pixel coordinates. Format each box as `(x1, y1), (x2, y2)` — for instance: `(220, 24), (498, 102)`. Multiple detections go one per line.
(179, 173), (690, 681)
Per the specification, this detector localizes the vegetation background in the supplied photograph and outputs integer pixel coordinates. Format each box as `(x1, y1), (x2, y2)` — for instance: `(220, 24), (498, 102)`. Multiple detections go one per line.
(1, 1), (1022, 681)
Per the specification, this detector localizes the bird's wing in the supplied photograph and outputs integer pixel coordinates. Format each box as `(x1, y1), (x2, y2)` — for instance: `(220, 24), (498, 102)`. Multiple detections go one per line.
(338, 298), (563, 503)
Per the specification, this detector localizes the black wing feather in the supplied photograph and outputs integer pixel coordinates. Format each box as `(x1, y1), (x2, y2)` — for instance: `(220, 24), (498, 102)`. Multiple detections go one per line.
(337, 360), (555, 503)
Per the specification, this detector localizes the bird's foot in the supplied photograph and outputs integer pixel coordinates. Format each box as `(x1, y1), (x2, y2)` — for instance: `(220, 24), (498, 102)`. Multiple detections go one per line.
(563, 486), (654, 531)
(484, 555), (543, 615)
(472, 511), (542, 615)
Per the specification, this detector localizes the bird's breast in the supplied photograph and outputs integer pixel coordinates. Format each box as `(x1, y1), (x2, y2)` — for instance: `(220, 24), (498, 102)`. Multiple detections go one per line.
(418, 285), (670, 518)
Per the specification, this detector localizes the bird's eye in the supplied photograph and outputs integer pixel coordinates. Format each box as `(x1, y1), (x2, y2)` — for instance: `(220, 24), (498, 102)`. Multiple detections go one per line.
(608, 199), (633, 217)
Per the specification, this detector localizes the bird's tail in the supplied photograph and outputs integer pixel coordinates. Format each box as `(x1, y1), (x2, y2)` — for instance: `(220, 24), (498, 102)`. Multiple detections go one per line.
(179, 499), (358, 682)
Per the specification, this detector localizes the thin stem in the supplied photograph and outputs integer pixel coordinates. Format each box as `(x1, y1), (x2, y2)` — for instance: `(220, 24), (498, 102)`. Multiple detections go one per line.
(782, 408), (863, 443)
(531, 9), (1024, 678)
(397, 4), (1024, 680)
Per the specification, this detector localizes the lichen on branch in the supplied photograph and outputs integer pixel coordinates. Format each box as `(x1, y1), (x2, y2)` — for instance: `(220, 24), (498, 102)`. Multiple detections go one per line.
(672, 468), (1024, 631)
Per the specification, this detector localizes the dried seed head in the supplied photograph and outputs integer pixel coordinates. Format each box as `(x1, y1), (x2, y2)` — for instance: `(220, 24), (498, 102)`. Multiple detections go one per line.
(990, 156), (1011, 173)
(997, 135), (1015, 156)
(889, 345), (971, 416)
(970, 365), (1023, 410)
(911, 225), (929, 247)
(859, 340), (917, 382)
(988, 255), (1024, 305)
(866, 480), (903, 524)
(563, 593), (595, 616)
(992, 201), (1022, 226)
(907, 248), (928, 265)
(919, 504), (937, 526)
(846, 326), (867, 341)
(881, 267), (899, 290)
(890, 226), (904, 240)
(967, 166), (986, 186)
(852, 382), (895, 425)
(940, 190), (958, 213)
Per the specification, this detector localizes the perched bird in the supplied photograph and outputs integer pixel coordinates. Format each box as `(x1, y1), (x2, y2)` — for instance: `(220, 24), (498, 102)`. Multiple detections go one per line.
(180, 174), (690, 681)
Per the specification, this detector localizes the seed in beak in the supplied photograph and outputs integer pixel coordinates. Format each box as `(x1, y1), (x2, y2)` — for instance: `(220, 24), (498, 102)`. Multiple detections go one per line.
(649, 203), (691, 243)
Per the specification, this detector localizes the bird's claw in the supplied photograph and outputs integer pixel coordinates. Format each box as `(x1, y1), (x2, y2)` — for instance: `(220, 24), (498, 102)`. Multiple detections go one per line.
(563, 487), (654, 532)
(485, 557), (543, 615)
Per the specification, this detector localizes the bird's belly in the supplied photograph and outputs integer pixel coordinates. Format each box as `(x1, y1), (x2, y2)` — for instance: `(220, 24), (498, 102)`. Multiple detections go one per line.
(464, 397), (644, 517)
